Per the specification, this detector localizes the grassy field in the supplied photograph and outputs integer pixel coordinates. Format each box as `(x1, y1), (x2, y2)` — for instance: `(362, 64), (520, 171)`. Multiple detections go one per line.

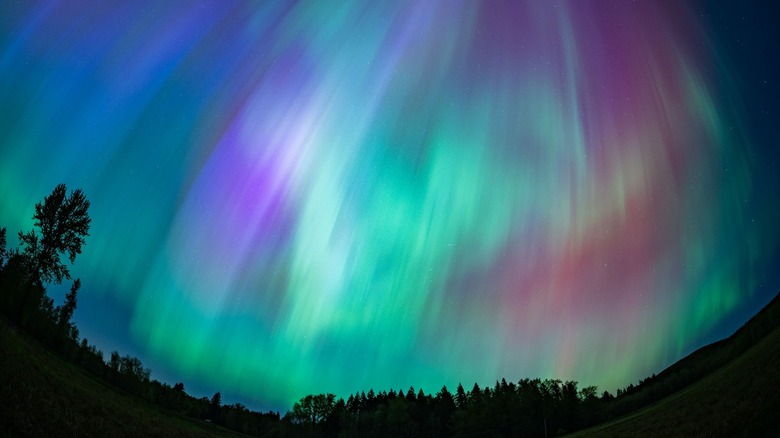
(0, 323), (242, 437)
(569, 325), (780, 437)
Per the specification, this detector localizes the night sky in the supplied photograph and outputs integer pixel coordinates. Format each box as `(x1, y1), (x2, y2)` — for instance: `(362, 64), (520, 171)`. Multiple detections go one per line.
(1, 1), (778, 413)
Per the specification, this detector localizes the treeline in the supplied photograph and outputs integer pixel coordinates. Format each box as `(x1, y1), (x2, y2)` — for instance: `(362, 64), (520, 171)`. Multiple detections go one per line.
(278, 379), (605, 437)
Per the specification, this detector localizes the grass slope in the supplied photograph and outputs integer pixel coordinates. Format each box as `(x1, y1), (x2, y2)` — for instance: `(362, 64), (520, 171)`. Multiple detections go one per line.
(0, 323), (241, 437)
(570, 325), (780, 437)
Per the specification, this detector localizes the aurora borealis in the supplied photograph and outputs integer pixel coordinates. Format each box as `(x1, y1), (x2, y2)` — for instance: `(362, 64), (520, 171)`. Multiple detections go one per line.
(1, 0), (778, 412)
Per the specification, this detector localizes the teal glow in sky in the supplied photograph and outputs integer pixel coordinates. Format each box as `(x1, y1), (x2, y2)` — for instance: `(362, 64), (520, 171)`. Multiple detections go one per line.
(1, 1), (778, 411)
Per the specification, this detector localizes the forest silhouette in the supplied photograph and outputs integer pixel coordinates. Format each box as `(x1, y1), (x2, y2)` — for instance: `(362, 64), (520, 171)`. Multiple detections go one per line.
(1, 184), (778, 436)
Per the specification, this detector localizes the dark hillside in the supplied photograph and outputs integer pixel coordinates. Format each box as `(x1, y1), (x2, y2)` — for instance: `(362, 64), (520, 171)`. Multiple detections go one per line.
(570, 324), (780, 436)
(601, 292), (780, 420)
(570, 293), (780, 437)
(0, 321), (241, 437)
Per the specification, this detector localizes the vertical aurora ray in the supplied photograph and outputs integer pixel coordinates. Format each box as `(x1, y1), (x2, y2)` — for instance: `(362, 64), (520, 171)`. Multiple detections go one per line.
(1, 1), (778, 411)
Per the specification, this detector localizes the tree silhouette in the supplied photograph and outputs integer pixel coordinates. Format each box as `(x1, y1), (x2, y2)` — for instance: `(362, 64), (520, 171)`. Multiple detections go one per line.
(2, 184), (90, 327)
(118, 354), (150, 382)
(109, 351), (120, 372)
(455, 383), (467, 408)
(291, 393), (336, 425)
(0, 227), (7, 311)
(211, 391), (222, 408)
(209, 391), (222, 422)
(56, 278), (80, 338)
(18, 183), (91, 286)
(0, 227), (6, 267)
